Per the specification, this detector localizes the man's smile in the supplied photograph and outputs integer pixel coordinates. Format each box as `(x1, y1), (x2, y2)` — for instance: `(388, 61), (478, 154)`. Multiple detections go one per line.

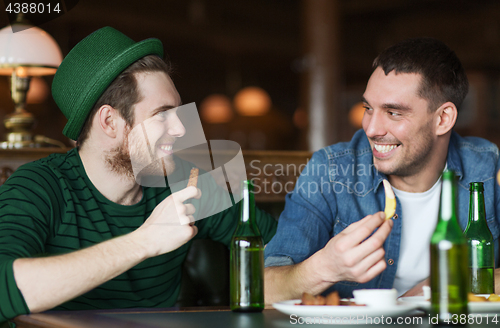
(374, 144), (398, 153)
(372, 143), (400, 158)
(158, 143), (174, 156)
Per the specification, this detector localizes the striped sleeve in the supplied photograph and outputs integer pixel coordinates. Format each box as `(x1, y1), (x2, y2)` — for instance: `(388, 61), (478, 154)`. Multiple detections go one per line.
(0, 166), (57, 323)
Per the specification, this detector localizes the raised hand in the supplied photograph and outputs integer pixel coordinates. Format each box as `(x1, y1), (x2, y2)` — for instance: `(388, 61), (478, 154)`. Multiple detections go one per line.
(317, 212), (393, 284)
(134, 186), (202, 257)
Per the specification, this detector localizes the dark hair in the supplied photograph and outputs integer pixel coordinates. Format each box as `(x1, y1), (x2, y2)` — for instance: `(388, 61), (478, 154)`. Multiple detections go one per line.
(77, 55), (172, 146)
(372, 38), (469, 112)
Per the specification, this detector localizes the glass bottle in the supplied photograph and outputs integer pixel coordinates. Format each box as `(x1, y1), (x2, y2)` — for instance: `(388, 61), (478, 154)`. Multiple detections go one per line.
(464, 182), (494, 294)
(430, 170), (468, 324)
(230, 180), (264, 312)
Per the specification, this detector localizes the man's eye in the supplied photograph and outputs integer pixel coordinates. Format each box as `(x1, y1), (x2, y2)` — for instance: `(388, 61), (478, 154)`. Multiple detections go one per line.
(389, 111), (400, 117)
(363, 106), (372, 112)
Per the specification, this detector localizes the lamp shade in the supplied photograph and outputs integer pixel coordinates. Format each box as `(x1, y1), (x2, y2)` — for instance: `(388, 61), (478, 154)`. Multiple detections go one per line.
(200, 94), (233, 123)
(348, 102), (365, 128)
(0, 23), (63, 76)
(234, 86), (271, 116)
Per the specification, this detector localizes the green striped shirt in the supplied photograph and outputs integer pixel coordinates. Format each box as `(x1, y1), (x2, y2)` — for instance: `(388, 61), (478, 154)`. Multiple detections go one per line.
(0, 148), (277, 322)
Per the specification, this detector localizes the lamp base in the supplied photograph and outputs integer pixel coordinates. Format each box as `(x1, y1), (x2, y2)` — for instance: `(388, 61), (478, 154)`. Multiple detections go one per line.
(2, 72), (66, 149)
(0, 133), (66, 149)
(0, 131), (40, 148)
(2, 104), (39, 148)
(0, 141), (43, 149)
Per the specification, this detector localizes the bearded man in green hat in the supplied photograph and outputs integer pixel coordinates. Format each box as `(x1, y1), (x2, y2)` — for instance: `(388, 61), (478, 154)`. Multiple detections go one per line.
(0, 27), (277, 322)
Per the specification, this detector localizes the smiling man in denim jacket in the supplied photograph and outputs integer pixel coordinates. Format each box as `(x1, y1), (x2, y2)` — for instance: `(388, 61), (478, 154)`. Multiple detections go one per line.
(264, 37), (500, 302)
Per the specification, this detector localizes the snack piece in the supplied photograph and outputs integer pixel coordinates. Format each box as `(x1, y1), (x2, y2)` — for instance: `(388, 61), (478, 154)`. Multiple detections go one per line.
(313, 295), (326, 305)
(464, 293), (500, 302)
(300, 291), (365, 306)
(301, 292), (316, 305)
(468, 293), (487, 302)
(187, 168), (199, 187)
(383, 179), (396, 220)
(325, 291), (340, 306)
(488, 294), (500, 302)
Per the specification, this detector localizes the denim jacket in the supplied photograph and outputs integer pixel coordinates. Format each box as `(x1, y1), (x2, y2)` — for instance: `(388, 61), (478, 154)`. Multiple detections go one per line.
(264, 129), (500, 298)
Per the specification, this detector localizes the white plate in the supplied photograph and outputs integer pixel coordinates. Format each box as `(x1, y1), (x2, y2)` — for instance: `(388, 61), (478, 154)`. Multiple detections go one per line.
(397, 296), (431, 311)
(273, 299), (419, 324)
(398, 295), (500, 313)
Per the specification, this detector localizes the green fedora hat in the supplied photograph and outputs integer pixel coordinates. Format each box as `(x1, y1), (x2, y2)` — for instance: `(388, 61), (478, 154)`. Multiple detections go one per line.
(52, 26), (164, 140)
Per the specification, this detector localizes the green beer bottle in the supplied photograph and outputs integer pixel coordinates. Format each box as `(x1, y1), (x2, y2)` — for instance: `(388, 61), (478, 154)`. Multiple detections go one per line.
(230, 180), (264, 312)
(464, 182), (494, 294)
(430, 170), (468, 324)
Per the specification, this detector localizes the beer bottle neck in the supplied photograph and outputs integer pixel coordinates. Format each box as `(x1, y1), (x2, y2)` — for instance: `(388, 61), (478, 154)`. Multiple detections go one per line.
(469, 190), (486, 222)
(439, 177), (456, 223)
(432, 170), (466, 245)
(240, 183), (255, 225)
(236, 180), (261, 237)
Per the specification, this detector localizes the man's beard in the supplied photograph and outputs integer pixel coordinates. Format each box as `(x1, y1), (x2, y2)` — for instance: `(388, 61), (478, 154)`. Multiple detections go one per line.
(105, 126), (176, 184)
(105, 143), (135, 180)
(373, 125), (435, 178)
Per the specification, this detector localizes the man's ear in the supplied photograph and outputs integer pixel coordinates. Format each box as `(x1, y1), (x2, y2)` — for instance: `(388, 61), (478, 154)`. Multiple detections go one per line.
(435, 102), (457, 136)
(97, 105), (122, 138)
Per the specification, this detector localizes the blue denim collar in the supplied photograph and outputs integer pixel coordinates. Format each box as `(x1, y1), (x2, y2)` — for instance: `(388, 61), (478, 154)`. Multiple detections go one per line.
(446, 131), (465, 180)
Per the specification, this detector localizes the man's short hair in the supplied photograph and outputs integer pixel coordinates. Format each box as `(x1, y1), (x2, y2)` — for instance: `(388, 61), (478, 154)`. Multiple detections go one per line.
(373, 38), (469, 112)
(77, 55), (172, 146)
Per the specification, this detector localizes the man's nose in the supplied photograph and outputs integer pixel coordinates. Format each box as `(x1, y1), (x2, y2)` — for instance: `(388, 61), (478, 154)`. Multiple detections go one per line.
(167, 114), (186, 137)
(364, 110), (386, 138)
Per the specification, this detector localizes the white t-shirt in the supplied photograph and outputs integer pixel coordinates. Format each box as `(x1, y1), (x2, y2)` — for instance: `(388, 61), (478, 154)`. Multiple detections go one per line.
(392, 177), (442, 296)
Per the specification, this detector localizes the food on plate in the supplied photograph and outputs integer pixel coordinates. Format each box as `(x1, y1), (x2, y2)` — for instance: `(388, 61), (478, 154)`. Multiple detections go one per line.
(187, 168), (199, 187)
(325, 290), (340, 306)
(301, 292), (329, 305)
(301, 292), (316, 305)
(465, 293), (500, 302)
(301, 292), (317, 305)
(383, 179), (396, 219)
(487, 293), (500, 302)
(468, 293), (487, 302)
(299, 291), (364, 306)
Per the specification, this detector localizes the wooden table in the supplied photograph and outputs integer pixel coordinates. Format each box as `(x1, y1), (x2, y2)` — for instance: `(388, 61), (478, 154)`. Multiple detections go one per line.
(12, 307), (292, 328)
(11, 306), (500, 328)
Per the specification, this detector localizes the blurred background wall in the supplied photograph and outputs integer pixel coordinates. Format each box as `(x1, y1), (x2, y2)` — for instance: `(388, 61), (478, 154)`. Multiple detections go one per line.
(1, 0), (500, 151)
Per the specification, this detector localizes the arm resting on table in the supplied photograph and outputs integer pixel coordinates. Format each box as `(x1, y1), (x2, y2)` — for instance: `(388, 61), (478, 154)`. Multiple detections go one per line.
(264, 213), (392, 304)
(4, 184), (199, 318)
(264, 252), (333, 304)
(13, 230), (150, 313)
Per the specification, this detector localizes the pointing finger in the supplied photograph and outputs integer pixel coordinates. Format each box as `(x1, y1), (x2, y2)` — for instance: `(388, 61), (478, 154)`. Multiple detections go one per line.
(172, 186), (201, 203)
(185, 204), (196, 216)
